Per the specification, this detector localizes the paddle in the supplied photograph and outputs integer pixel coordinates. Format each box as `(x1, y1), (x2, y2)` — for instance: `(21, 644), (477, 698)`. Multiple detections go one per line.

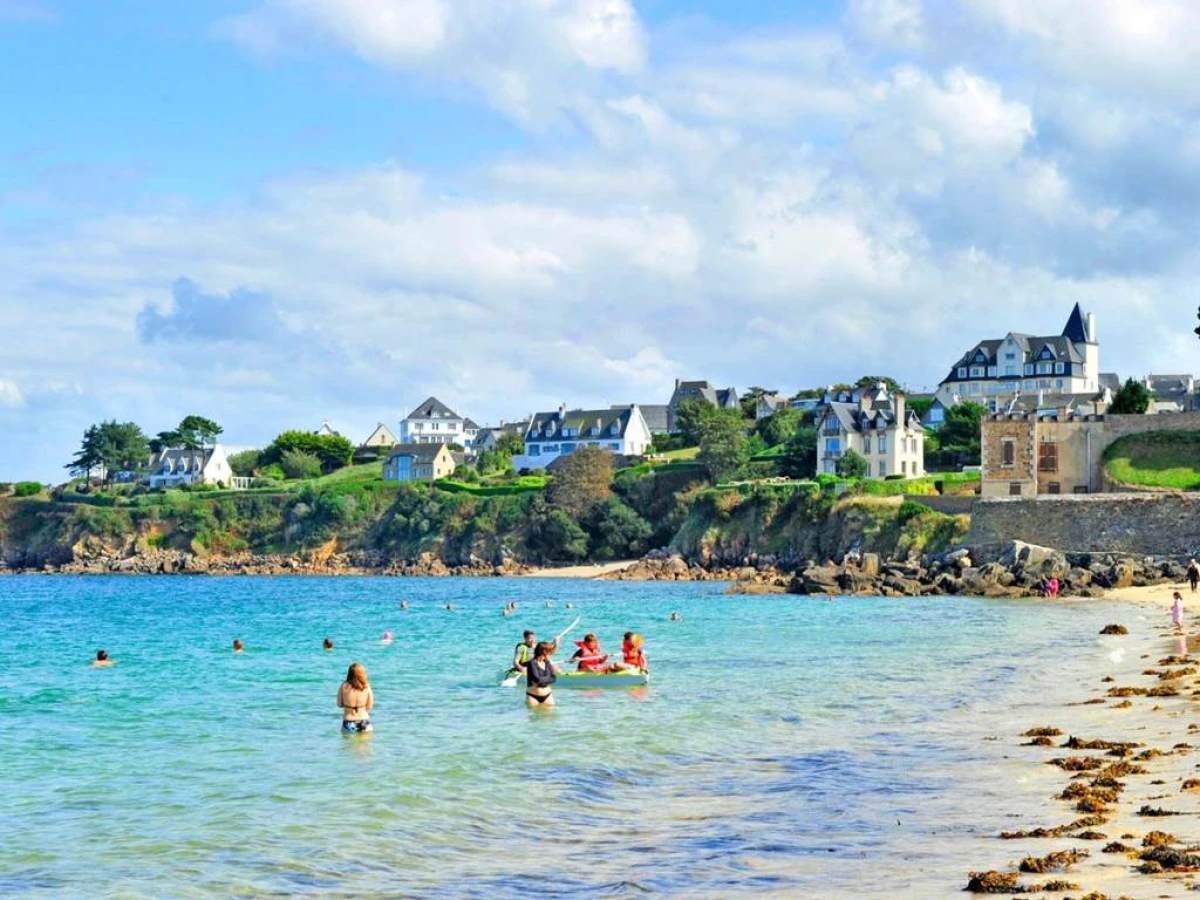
(501, 614), (581, 687)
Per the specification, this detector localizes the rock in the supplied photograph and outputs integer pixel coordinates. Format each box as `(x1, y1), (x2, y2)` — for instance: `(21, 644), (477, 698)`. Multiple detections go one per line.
(859, 553), (880, 577)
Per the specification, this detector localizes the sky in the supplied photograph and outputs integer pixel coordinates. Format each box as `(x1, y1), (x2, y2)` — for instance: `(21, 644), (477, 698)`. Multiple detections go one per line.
(2, 0), (1199, 481)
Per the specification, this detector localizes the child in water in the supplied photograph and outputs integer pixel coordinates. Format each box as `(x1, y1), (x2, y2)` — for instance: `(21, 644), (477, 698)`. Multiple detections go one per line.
(1173, 591), (1185, 632)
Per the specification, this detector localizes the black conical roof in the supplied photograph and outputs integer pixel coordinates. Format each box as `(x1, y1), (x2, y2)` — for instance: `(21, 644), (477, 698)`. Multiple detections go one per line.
(1062, 303), (1089, 343)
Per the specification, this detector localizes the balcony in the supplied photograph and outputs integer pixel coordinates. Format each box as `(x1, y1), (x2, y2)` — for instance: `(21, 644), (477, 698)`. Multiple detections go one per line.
(822, 451), (842, 460)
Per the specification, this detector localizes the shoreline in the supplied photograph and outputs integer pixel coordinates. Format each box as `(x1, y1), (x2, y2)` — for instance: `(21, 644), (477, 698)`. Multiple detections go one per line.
(962, 585), (1200, 896)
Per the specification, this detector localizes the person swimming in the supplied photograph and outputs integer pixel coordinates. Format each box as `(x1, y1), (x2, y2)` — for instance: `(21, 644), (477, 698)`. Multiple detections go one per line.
(382, 631), (393, 644)
(445, 603), (455, 611)
(323, 638), (334, 651)
(232, 639), (244, 654)
(524, 641), (560, 708)
(669, 612), (682, 622)
(93, 649), (114, 667)
(399, 600), (409, 610)
(337, 662), (374, 733)
(570, 634), (610, 672)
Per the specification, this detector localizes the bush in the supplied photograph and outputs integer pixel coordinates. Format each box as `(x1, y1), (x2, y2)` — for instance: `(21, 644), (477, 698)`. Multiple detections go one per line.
(897, 500), (928, 526)
(14, 481), (42, 497)
(280, 450), (322, 480)
(227, 449), (261, 477)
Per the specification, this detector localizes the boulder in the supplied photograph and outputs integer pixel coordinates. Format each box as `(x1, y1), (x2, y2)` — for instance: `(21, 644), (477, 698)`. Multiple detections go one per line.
(859, 553), (881, 577)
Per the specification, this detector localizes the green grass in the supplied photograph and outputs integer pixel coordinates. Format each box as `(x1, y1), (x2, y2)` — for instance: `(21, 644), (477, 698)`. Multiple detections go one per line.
(434, 476), (547, 496)
(311, 462), (384, 487)
(1104, 431), (1200, 490)
(658, 447), (699, 461)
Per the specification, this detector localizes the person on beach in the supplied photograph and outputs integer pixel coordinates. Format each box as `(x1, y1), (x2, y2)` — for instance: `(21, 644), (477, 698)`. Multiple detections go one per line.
(337, 662), (374, 733)
(570, 634), (611, 672)
(525, 641), (560, 708)
(232, 639), (244, 653)
(1048, 577), (1060, 599)
(323, 638), (334, 651)
(1173, 591), (1185, 632)
(510, 630), (537, 677)
(618, 632), (648, 673)
(1038, 577), (1050, 598)
(93, 650), (114, 667)
(1188, 560), (1199, 594)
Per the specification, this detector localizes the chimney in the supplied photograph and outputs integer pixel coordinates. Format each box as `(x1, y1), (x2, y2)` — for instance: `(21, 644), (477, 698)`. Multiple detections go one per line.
(1086, 312), (1096, 343)
(895, 391), (906, 427)
(674, 378), (681, 389)
(559, 402), (567, 417)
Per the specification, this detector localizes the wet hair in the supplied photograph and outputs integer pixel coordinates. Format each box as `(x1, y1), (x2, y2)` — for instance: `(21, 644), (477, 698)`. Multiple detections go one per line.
(583, 632), (598, 643)
(534, 641), (555, 659)
(346, 662), (368, 691)
(523, 630), (535, 639)
(323, 638), (334, 650)
(623, 631), (633, 641)
(232, 639), (244, 651)
(96, 650), (108, 661)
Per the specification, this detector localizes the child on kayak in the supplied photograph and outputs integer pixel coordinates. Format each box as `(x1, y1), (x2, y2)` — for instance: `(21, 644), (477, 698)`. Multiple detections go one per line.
(510, 630), (537, 677)
(619, 632), (648, 673)
(570, 634), (610, 672)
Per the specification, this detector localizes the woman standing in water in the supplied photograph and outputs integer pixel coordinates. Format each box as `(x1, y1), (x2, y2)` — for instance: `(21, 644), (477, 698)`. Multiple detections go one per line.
(525, 642), (560, 709)
(337, 662), (374, 733)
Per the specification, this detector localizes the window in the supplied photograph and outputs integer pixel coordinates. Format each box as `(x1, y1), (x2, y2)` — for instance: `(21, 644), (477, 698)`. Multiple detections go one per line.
(930, 408), (943, 422)
(901, 460), (907, 475)
(1036, 362), (1053, 375)
(987, 366), (998, 377)
(862, 436), (871, 454)
(878, 436), (888, 453)
(1009, 482), (1022, 496)
(970, 366), (985, 378)
(823, 418), (841, 435)
(865, 463), (872, 478)
(1000, 439), (1015, 468)
(1054, 362), (1065, 374)
(957, 367), (967, 379)
(879, 461), (887, 477)
(970, 383), (981, 394)
(1038, 442), (1058, 473)
(1055, 379), (1064, 389)
(1024, 364), (1034, 376)
(1072, 485), (1089, 494)
(1005, 365), (1016, 376)
(1047, 482), (1061, 494)
(1023, 380), (1033, 390)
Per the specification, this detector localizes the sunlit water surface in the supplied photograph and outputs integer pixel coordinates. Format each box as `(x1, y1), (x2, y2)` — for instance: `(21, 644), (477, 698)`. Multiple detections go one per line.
(0, 576), (1132, 897)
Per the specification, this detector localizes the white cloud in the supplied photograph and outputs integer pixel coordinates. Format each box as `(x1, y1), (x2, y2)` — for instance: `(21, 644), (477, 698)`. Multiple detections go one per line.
(848, 0), (924, 49)
(0, 379), (23, 408)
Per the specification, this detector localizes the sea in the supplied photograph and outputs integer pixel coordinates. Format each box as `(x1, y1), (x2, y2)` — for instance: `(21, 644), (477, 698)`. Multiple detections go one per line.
(0, 576), (1141, 898)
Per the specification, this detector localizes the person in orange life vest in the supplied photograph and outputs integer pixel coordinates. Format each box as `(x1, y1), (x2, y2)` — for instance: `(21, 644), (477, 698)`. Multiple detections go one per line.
(570, 633), (610, 672)
(618, 632), (648, 673)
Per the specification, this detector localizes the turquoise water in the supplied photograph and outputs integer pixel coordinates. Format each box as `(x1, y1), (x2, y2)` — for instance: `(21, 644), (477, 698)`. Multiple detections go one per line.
(0, 576), (1129, 898)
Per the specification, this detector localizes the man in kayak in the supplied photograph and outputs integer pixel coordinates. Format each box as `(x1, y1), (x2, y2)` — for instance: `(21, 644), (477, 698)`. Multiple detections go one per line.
(509, 630), (537, 678)
(570, 633), (611, 672)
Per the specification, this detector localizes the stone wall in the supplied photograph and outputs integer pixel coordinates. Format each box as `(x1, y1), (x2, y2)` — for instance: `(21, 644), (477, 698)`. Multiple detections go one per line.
(968, 493), (1200, 557)
(981, 418), (1036, 496)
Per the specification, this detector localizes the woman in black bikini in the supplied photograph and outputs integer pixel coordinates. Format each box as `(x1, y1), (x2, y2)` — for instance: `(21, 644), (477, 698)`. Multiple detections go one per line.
(525, 641), (561, 708)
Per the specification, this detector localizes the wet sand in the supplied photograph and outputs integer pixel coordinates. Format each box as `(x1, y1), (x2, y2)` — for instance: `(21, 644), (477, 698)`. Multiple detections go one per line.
(521, 560), (638, 579)
(965, 586), (1200, 897)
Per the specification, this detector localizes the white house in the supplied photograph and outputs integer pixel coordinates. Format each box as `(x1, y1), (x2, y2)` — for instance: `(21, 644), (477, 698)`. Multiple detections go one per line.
(147, 445), (234, 489)
(936, 304), (1100, 411)
(816, 385), (925, 480)
(399, 397), (480, 452)
(512, 405), (653, 471)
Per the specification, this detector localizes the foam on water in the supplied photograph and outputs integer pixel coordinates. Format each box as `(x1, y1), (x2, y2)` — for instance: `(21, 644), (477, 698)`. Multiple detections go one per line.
(0, 576), (1131, 897)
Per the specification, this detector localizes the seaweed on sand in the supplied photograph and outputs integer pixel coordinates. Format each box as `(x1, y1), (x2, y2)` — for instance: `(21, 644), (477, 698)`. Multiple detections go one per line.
(1136, 805), (1180, 817)
(1023, 727), (1064, 738)
(1049, 757), (1104, 771)
(1018, 849), (1088, 873)
(1023, 736), (1055, 746)
(1099, 624), (1128, 635)
(1101, 841), (1132, 853)
(1139, 844), (1200, 872)
(1141, 830), (1176, 846)
(965, 870), (1024, 893)
(1061, 736), (1141, 751)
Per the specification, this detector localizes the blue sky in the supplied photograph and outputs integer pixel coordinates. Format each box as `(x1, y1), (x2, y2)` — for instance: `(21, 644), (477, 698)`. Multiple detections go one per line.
(2, 0), (1199, 480)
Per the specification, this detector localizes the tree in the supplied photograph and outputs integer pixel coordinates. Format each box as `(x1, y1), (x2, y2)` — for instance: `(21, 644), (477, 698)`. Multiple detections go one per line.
(584, 497), (652, 560)
(280, 449), (322, 480)
(835, 448), (868, 479)
(97, 421), (150, 478)
(757, 408), (800, 447)
(263, 431), (354, 472)
(495, 432), (525, 456)
(547, 446), (613, 517)
(149, 429), (181, 455)
(227, 449), (261, 477)
(855, 375), (903, 393)
(65, 425), (104, 481)
(528, 506), (589, 562)
(177, 415), (223, 449)
(779, 424), (818, 478)
(926, 401), (986, 470)
(1109, 378), (1150, 415)
(740, 386), (776, 419)
(697, 409), (749, 482)
(675, 397), (720, 446)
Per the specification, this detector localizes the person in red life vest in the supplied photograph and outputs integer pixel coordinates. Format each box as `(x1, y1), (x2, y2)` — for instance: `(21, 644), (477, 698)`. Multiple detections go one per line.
(570, 633), (610, 672)
(618, 632), (648, 673)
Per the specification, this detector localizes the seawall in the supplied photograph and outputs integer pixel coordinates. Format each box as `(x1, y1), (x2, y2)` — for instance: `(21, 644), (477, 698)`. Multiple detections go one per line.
(968, 493), (1200, 557)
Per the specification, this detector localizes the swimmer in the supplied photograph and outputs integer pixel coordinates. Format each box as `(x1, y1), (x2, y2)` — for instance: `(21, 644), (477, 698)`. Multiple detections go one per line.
(93, 649), (114, 667)
(337, 662), (374, 734)
(445, 603), (455, 612)
(668, 612), (682, 622)
(565, 602), (574, 610)
(232, 639), (244, 654)
(323, 638), (334, 651)
(502, 607), (512, 617)
(525, 641), (561, 708)
(399, 600), (409, 610)
(544, 601), (553, 608)
(382, 631), (393, 644)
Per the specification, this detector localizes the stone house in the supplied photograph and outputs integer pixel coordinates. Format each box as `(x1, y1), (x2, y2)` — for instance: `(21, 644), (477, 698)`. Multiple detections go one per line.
(980, 410), (1200, 497)
(382, 443), (457, 482)
(815, 384), (925, 479)
(511, 404), (652, 471)
(666, 379), (739, 432)
(147, 445), (234, 489)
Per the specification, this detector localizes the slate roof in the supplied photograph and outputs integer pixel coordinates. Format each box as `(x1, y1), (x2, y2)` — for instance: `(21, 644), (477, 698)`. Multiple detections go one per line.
(819, 388), (923, 434)
(149, 447), (216, 475)
(942, 306), (1093, 385)
(997, 391), (1108, 416)
(622, 403), (668, 433)
(405, 397), (461, 421)
(671, 380), (739, 408)
(385, 443), (450, 463)
(1099, 372), (1122, 392)
(1062, 302), (1090, 344)
(463, 418), (481, 431)
(526, 407), (637, 442)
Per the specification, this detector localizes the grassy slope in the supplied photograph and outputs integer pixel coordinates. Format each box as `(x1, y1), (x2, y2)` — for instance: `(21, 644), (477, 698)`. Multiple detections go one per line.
(1103, 431), (1200, 490)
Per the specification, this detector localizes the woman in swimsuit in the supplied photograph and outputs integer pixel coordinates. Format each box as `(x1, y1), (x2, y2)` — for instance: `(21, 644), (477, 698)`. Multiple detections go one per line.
(337, 662), (374, 733)
(525, 641), (560, 708)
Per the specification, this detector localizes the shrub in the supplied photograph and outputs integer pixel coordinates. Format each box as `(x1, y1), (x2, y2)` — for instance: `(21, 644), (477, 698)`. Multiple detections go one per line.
(227, 449), (261, 477)
(897, 500), (928, 526)
(280, 450), (322, 480)
(14, 481), (42, 497)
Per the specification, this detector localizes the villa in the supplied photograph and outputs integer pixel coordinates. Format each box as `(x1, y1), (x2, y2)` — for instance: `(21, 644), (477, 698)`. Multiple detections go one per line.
(815, 384), (925, 479)
(511, 404), (653, 471)
(147, 445), (234, 489)
(666, 379), (739, 432)
(399, 397), (480, 452)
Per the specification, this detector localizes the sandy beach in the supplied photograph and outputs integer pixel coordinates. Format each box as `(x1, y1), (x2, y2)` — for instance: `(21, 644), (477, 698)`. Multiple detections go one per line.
(521, 560), (638, 579)
(963, 581), (1200, 897)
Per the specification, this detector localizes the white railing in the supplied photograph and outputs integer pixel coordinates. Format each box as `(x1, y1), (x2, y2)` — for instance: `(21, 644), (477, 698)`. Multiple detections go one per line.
(231, 476), (253, 490)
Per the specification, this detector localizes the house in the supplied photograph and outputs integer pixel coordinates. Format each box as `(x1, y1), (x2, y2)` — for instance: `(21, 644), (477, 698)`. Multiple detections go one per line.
(937, 304), (1100, 411)
(1144, 374), (1198, 413)
(755, 394), (789, 420)
(667, 379), (739, 432)
(981, 409), (1200, 496)
(399, 397), (479, 452)
(815, 384), (926, 479)
(382, 443), (457, 482)
(511, 405), (653, 471)
(147, 445), (234, 489)
(473, 420), (529, 453)
(360, 423), (398, 450)
(315, 422), (341, 437)
(624, 403), (669, 435)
